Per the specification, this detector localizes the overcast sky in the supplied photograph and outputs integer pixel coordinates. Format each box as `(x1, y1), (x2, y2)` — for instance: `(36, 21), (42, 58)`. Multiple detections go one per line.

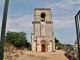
(0, 0), (80, 45)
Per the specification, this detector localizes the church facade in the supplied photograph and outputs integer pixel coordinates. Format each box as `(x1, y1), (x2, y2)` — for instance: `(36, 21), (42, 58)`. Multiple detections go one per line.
(31, 8), (55, 52)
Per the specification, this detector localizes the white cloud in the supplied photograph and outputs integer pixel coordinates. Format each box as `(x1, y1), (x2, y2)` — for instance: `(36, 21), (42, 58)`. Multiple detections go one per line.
(0, 13), (75, 32)
(53, 16), (75, 28)
(53, 19), (75, 28)
(44, 0), (79, 29)
(1, 0), (79, 31)
(65, 0), (80, 5)
(45, 0), (80, 14)
(60, 0), (80, 8)
(6, 14), (33, 32)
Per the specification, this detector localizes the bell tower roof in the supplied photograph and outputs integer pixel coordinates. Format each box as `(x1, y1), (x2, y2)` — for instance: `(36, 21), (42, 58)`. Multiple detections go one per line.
(35, 8), (51, 10)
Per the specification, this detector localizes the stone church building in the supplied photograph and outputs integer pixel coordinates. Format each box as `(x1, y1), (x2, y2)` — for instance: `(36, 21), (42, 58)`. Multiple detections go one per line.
(31, 8), (55, 52)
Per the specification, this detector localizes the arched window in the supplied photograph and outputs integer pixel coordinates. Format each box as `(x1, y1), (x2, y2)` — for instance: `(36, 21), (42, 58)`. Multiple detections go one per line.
(41, 13), (45, 21)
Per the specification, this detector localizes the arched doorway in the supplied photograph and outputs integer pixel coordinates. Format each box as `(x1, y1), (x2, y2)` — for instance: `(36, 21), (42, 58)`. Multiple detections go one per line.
(40, 40), (48, 52)
(41, 44), (45, 52)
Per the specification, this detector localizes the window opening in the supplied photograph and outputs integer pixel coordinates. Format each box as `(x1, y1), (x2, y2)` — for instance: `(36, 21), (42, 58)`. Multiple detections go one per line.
(41, 13), (45, 21)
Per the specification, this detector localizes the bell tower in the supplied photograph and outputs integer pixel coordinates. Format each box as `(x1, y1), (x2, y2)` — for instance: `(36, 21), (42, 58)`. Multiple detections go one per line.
(31, 8), (55, 52)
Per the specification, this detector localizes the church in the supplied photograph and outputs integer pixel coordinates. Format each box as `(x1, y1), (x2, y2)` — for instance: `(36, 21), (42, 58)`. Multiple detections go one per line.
(31, 8), (55, 52)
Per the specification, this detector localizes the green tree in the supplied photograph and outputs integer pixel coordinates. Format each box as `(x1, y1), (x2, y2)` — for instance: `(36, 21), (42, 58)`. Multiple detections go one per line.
(55, 37), (59, 43)
(55, 42), (62, 46)
(5, 31), (27, 48)
(25, 42), (31, 50)
(55, 37), (63, 48)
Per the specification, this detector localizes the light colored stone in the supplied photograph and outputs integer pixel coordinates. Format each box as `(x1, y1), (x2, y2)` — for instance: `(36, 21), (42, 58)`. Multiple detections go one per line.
(31, 8), (55, 52)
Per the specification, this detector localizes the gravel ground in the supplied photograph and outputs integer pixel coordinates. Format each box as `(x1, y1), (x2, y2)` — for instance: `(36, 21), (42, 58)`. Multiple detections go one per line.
(4, 50), (69, 60)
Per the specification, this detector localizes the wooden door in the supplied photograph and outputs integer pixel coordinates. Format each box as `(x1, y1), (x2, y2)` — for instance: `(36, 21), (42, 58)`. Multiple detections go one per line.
(41, 44), (45, 52)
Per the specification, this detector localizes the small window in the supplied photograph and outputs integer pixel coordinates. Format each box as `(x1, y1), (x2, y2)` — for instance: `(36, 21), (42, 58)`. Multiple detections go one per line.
(41, 13), (45, 21)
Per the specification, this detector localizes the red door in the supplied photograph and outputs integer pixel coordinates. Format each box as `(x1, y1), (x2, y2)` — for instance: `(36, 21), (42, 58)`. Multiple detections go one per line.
(41, 44), (45, 52)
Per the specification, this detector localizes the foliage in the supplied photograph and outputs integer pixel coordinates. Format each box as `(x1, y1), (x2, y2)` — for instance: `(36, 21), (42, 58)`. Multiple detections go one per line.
(55, 37), (63, 46)
(55, 37), (59, 43)
(5, 31), (27, 48)
(65, 44), (73, 49)
(55, 37), (63, 49)
(4, 42), (11, 51)
(65, 44), (72, 46)
(4, 42), (11, 47)
(55, 42), (62, 46)
(25, 42), (31, 50)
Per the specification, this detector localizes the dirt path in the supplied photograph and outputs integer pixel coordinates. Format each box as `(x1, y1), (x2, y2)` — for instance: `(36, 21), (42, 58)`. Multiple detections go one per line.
(4, 50), (69, 60)
(17, 50), (69, 60)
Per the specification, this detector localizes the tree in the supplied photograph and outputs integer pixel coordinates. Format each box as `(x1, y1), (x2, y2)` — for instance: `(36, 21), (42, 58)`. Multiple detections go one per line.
(55, 37), (59, 43)
(55, 37), (63, 49)
(25, 42), (31, 50)
(5, 31), (27, 48)
(55, 42), (63, 46)
(65, 44), (73, 49)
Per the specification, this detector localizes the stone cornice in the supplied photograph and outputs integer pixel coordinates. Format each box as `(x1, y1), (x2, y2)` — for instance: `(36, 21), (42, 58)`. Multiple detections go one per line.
(35, 8), (51, 10)
(32, 21), (40, 24)
(32, 21), (53, 24)
(46, 21), (53, 23)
